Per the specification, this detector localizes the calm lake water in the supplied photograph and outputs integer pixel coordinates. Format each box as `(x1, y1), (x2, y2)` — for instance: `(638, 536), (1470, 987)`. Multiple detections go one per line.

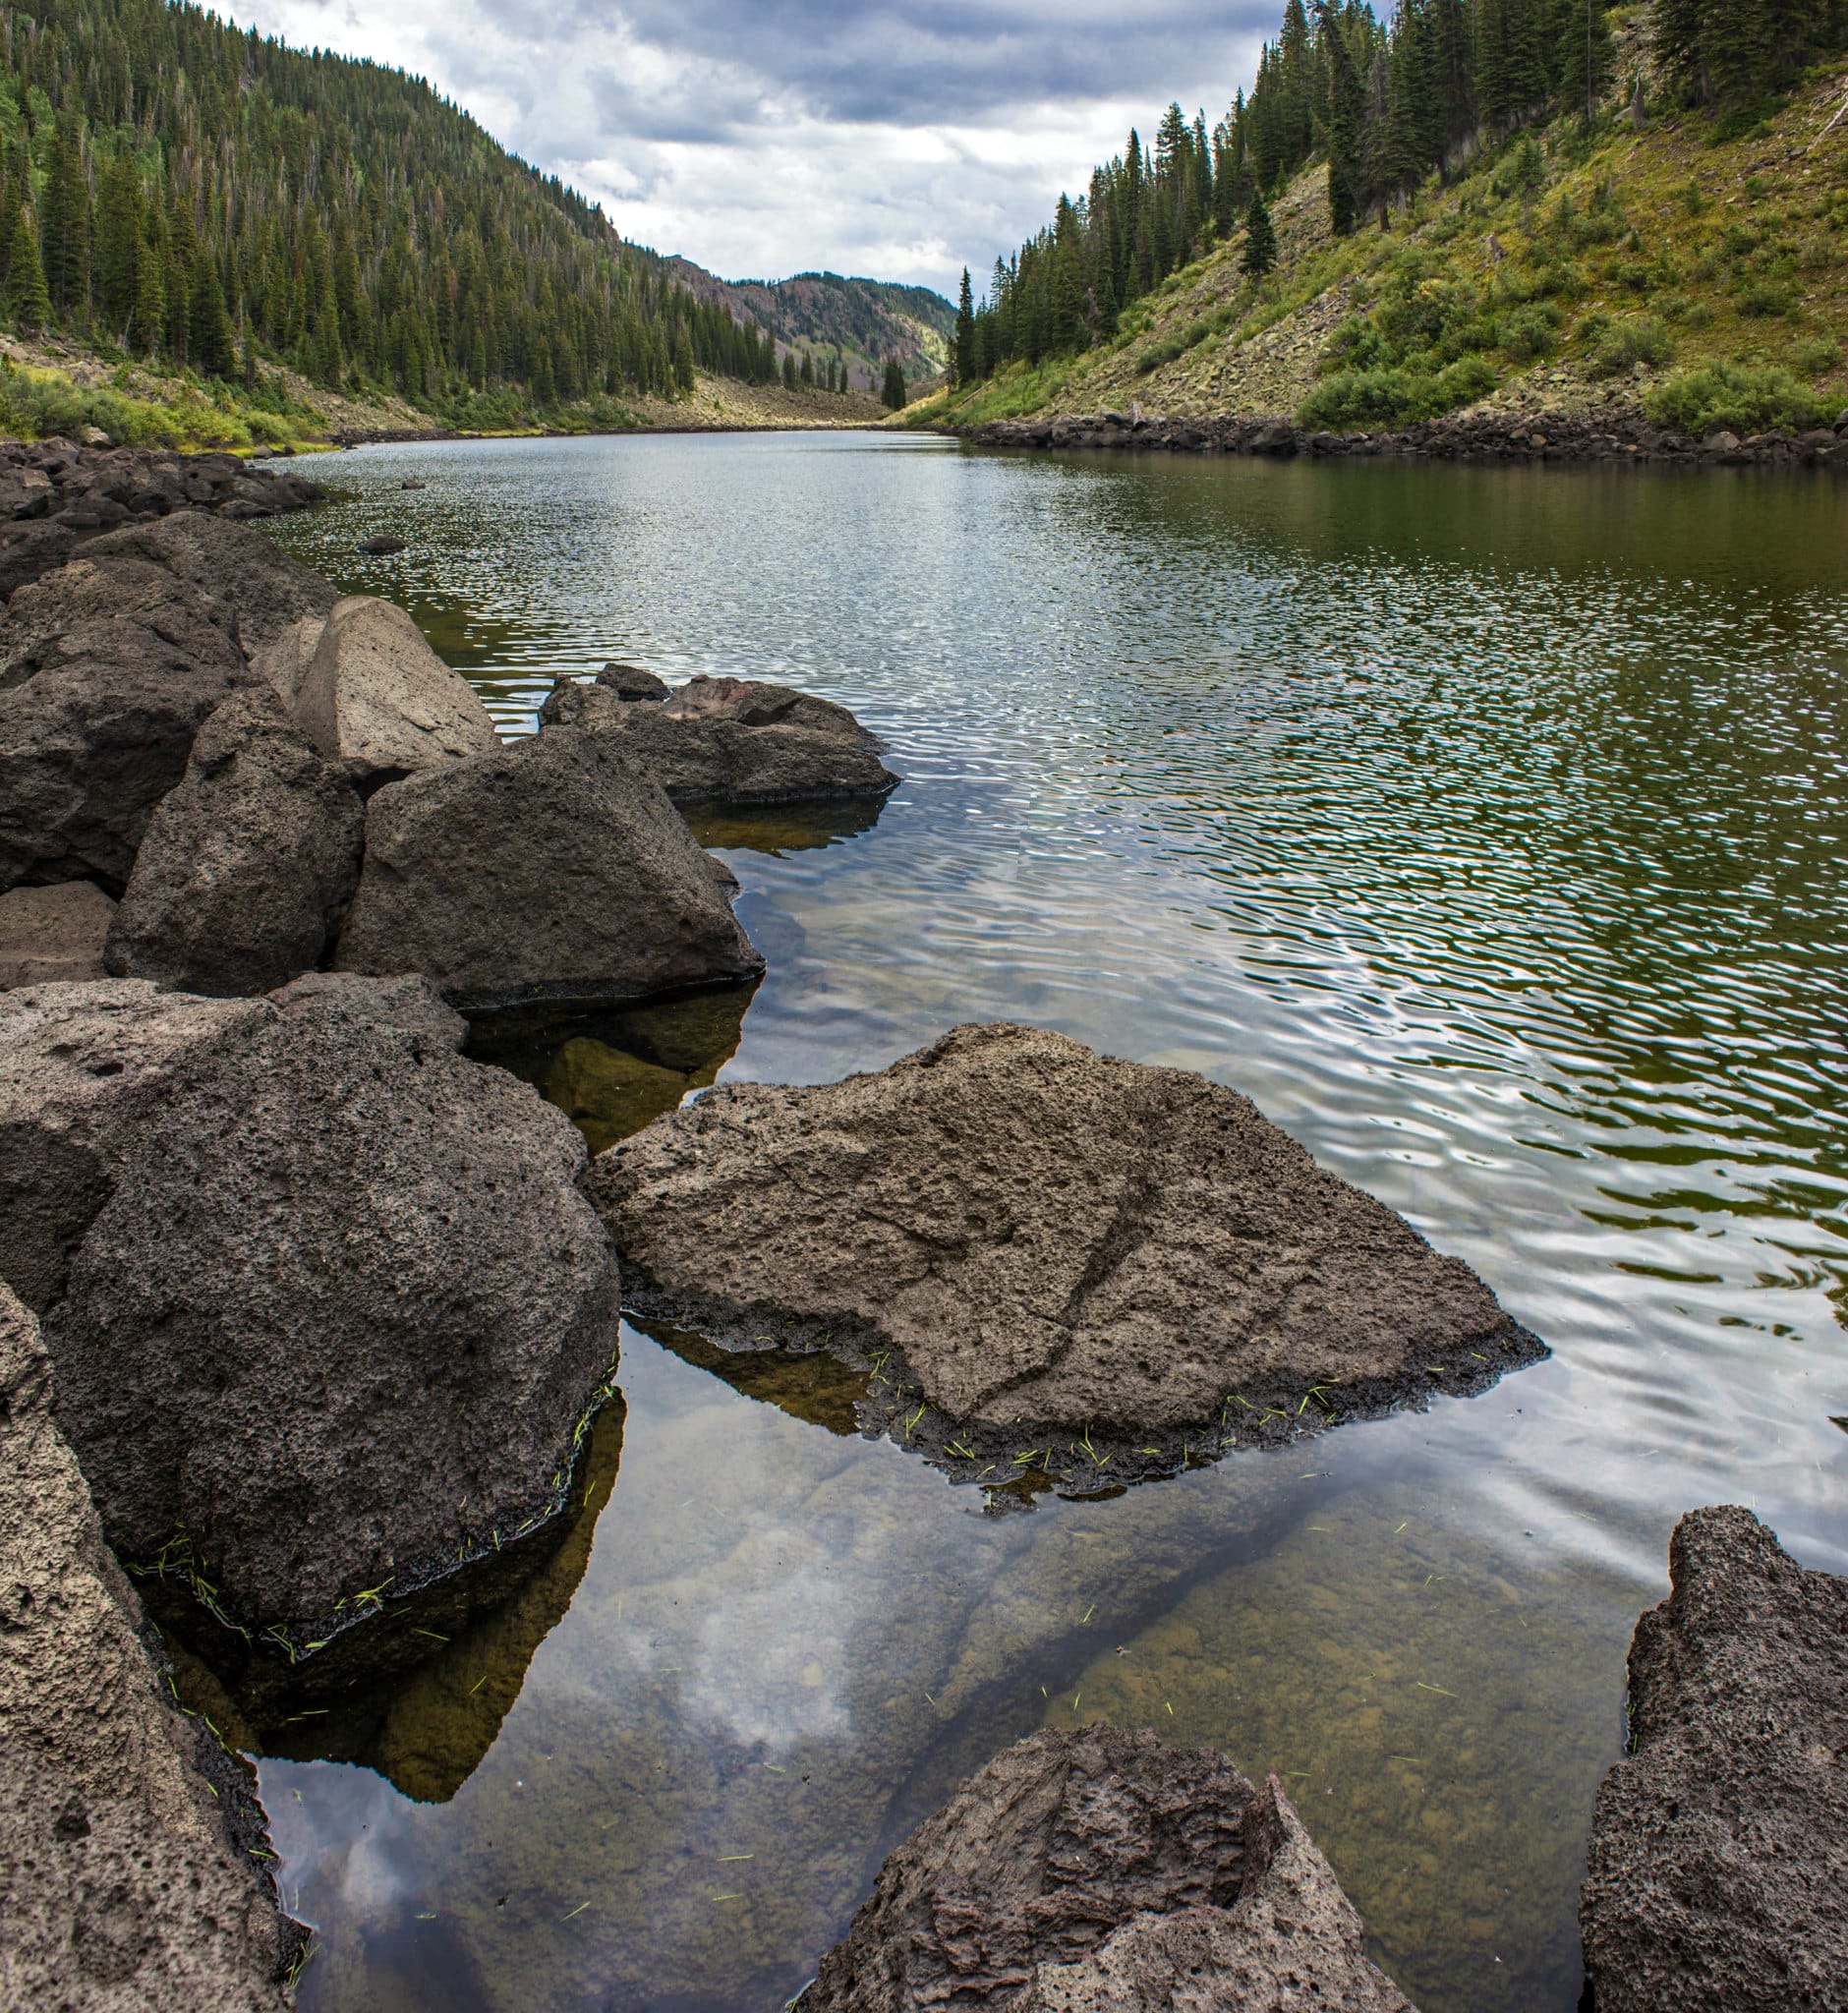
(250, 432), (1848, 2013)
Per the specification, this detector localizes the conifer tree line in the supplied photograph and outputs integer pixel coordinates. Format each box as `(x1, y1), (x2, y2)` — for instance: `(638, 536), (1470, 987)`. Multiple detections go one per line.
(959, 0), (1848, 382)
(0, 0), (809, 407)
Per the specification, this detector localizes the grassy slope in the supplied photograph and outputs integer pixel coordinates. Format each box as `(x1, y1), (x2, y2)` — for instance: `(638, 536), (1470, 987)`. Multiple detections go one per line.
(910, 35), (1848, 437)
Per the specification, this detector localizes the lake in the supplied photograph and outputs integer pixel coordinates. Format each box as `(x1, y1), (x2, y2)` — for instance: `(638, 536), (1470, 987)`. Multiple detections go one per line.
(251, 431), (1848, 2013)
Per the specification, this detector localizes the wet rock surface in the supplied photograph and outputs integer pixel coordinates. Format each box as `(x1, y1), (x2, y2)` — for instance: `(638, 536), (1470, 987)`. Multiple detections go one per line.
(0, 878), (114, 987)
(806, 1726), (1416, 2013)
(43, 971), (622, 1641)
(295, 593), (496, 788)
(0, 1284), (295, 2011)
(596, 660), (670, 702)
(1579, 1506), (1848, 2013)
(104, 690), (364, 996)
(590, 1022), (1542, 1485)
(0, 439), (319, 604)
(0, 978), (266, 1311)
(336, 724), (764, 1010)
(541, 671), (897, 806)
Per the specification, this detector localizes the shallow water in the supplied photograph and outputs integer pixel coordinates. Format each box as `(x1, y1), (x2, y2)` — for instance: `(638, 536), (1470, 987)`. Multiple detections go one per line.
(253, 433), (1848, 2013)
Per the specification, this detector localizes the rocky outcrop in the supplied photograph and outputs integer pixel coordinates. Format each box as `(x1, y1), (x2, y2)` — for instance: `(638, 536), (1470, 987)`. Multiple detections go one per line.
(0, 547), (266, 893)
(0, 880), (114, 988)
(0, 978), (266, 1312)
(589, 1022), (1542, 1486)
(294, 594), (496, 788)
(43, 972), (622, 1643)
(335, 724), (764, 1011)
(1580, 1506), (1848, 2013)
(964, 406), (1848, 471)
(104, 691), (364, 997)
(597, 660), (669, 702)
(251, 613), (325, 711)
(0, 1284), (295, 2012)
(0, 438), (319, 604)
(539, 673), (896, 806)
(806, 1726), (1415, 2013)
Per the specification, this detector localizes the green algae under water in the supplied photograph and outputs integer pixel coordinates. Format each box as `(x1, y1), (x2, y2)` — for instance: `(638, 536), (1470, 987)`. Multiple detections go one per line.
(238, 433), (1848, 2013)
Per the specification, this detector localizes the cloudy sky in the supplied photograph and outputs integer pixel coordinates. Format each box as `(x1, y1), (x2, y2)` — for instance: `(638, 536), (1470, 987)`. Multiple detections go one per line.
(231, 1), (1280, 301)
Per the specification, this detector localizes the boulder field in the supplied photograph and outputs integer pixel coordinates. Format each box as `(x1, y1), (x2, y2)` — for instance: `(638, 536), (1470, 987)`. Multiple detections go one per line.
(588, 1021), (1544, 1484)
(0, 1283), (296, 2011)
(805, 1725), (1416, 2013)
(1580, 1506), (1848, 2013)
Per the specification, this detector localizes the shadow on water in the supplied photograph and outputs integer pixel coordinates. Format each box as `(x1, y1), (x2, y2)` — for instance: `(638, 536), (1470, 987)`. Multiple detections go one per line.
(467, 982), (759, 1156)
(681, 795), (890, 857)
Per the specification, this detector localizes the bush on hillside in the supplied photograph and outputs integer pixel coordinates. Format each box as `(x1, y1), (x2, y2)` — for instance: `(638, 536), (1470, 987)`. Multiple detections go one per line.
(1581, 315), (1675, 377)
(1298, 355), (1497, 431)
(1644, 361), (1835, 437)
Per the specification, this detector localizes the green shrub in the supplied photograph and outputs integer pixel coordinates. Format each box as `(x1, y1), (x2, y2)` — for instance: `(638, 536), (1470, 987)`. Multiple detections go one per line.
(1297, 354), (1497, 431)
(1498, 304), (1560, 361)
(1644, 361), (1835, 437)
(1736, 279), (1797, 317)
(1135, 334), (1186, 375)
(1793, 334), (1844, 375)
(1584, 315), (1675, 377)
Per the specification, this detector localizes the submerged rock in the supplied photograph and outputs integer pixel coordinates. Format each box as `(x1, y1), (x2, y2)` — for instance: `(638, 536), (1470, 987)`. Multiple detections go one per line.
(0, 1284), (295, 2010)
(336, 724), (764, 1011)
(0, 880), (114, 988)
(44, 972), (622, 1641)
(0, 979), (266, 1311)
(806, 1726), (1415, 2013)
(1579, 1506), (1848, 2013)
(295, 594), (497, 788)
(590, 1023), (1541, 1486)
(104, 690), (365, 997)
(541, 672), (897, 806)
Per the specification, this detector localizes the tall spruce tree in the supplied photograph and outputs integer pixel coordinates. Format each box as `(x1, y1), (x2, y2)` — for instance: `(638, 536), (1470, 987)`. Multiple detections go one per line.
(8, 208), (50, 332)
(953, 266), (976, 385)
(882, 356), (907, 409)
(1321, 2), (1366, 234)
(1242, 187), (1279, 276)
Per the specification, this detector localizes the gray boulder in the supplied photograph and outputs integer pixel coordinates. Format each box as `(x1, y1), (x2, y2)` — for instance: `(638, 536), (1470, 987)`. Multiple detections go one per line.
(0, 553), (240, 688)
(589, 1022), (1541, 1483)
(250, 611), (325, 712)
(104, 691), (364, 997)
(84, 508), (336, 660)
(0, 1285), (294, 2012)
(44, 973), (622, 1640)
(540, 675), (896, 806)
(597, 661), (669, 702)
(0, 979), (265, 1311)
(0, 575), (261, 893)
(295, 595), (497, 788)
(807, 1727), (1415, 2013)
(0, 881), (114, 989)
(336, 724), (764, 1012)
(1580, 1506), (1848, 2013)
(666, 672), (881, 744)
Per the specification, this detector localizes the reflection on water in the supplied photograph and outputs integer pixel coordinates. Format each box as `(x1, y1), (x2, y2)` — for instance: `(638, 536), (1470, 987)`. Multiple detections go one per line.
(681, 794), (889, 857)
(260, 434), (1848, 2013)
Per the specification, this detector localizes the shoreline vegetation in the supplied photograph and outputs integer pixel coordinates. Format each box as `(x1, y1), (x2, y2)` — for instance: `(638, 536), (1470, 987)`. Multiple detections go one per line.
(904, 4), (1848, 472)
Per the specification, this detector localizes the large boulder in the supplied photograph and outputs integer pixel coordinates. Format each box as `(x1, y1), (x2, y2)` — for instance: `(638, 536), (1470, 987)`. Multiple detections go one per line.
(0, 1285), (294, 2011)
(1580, 1506), (1848, 2013)
(250, 612), (325, 712)
(0, 979), (266, 1311)
(596, 661), (669, 702)
(589, 1023), (1542, 1484)
(541, 672), (896, 806)
(807, 1727), (1415, 2013)
(0, 880), (114, 988)
(0, 573), (261, 892)
(335, 724), (764, 1011)
(0, 552), (241, 688)
(43, 973), (623, 1642)
(84, 509), (336, 660)
(104, 690), (364, 997)
(294, 594), (497, 788)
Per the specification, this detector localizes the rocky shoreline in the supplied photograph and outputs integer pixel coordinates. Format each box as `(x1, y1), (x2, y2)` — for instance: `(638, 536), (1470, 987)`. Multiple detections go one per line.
(958, 403), (1848, 472)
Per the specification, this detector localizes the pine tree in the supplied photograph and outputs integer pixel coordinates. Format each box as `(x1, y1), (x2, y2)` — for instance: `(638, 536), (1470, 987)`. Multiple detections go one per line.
(94, 151), (142, 340)
(8, 209), (50, 333)
(1555, 0), (1614, 120)
(189, 256), (237, 377)
(39, 109), (91, 319)
(882, 356), (907, 409)
(1321, 2), (1366, 234)
(953, 266), (976, 385)
(672, 324), (695, 394)
(1242, 188), (1279, 276)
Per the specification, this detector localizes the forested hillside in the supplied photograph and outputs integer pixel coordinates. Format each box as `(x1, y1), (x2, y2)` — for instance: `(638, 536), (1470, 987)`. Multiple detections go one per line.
(933, 0), (1848, 439)
(0, 0), (899, 436)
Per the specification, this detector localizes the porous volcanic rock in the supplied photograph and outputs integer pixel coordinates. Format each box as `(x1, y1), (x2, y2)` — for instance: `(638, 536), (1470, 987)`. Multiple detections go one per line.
(540, 675), (896, 806)
(591, 1023), (1541, 1484)
(0, 979), (266, 1311)
(295, 594), (496, 787)
(597, 661), (670, 702)
(1579, 1506), (1848, 2013)
(44, 972), (622, 1639)
(0, 565), (262, 892)
(0, 1284), (294, 2011)
(250, 612), (325, 711)
(806, 1726), (1416, 2013)
(0, 880), (114, 988)
(104, 690), (364, 996)
(83, 509), (336, 660)
(335, 724), (764, 1011)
